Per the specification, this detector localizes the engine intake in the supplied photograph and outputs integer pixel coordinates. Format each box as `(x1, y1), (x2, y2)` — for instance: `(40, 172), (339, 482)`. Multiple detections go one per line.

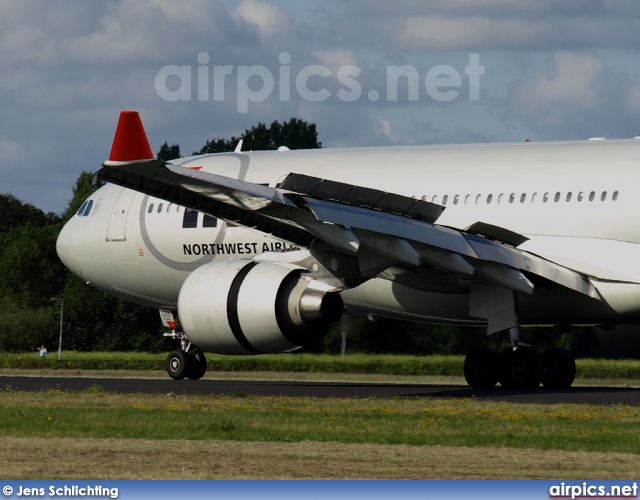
(177, 259), (343, 354)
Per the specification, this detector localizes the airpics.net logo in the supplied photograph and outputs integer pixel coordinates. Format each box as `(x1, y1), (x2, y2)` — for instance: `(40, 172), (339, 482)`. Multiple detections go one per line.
(155, 52), (484, 113)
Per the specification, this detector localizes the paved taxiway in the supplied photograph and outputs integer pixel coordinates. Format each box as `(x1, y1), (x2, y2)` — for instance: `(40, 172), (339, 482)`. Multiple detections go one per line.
(1, 376), (638, 405)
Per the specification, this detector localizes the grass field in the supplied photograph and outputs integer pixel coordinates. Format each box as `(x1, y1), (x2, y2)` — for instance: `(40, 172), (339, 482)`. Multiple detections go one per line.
(1, 385), (639, 479)
(1, 353), (639, 479)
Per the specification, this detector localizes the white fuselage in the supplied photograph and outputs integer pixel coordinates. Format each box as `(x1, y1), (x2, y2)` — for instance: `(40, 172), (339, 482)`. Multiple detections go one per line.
(56, 138), (640, 326)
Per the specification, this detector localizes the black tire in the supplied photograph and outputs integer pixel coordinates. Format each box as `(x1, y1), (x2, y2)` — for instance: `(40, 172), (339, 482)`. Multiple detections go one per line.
(187, 351), (207, 380)
(498, 347), (544, 389)
(464, 347), (499, 389)
(166, 349), (191, 380)
(542, 347), (576, 389)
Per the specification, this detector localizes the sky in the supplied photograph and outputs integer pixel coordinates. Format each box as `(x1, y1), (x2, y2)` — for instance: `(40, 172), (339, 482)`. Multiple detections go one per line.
(2, 0), (640, 215)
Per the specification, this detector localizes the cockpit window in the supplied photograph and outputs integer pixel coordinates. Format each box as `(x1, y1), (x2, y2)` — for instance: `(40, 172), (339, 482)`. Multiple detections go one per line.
(77, 200), (93, 217)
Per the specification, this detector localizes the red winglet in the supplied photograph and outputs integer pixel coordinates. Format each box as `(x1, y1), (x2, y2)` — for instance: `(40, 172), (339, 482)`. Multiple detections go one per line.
(108, 111), (154, 162)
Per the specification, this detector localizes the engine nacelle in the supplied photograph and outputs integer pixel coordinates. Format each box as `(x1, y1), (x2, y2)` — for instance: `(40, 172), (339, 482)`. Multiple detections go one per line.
(177, 259), (343, 354)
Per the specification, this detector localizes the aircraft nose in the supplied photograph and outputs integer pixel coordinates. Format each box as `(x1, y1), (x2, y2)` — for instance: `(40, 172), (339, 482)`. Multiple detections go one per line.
(56, 214), (90, 280)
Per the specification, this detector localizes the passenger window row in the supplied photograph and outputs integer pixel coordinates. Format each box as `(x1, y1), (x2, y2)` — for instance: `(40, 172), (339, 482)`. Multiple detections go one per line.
(428, 190), (619, 206)
(146, 202), (219, 229)
(147, 202), (182, 214)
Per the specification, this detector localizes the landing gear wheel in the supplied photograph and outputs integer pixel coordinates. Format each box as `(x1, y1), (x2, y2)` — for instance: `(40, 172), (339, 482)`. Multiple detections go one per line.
(464, 347), (499, 389)
(187, 351), (207, 380)
(166, 349), (192, 380)
(542, 347), (576, 389)
(498, 347), (544, 389)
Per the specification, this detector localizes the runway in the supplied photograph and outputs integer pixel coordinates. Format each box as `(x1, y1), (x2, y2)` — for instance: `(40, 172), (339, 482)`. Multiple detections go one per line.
(2, 375), (639, 405)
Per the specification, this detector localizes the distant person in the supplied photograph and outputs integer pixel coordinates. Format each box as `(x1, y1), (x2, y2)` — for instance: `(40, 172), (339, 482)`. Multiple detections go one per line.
(38, 345), (47, 358)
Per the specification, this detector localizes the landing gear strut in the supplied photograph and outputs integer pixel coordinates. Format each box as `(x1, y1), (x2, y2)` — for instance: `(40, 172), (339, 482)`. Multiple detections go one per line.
(163, 330), (207, 380)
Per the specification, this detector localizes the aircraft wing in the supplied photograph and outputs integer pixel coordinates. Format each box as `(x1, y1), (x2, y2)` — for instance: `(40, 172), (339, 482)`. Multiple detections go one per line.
(97, 111), (599, 300)
(98, 160), (598, 301)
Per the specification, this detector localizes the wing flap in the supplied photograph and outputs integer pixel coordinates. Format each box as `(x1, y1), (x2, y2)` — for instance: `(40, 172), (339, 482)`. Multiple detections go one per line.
(280, 173), (444, 223)
(302, 197), (598, 298)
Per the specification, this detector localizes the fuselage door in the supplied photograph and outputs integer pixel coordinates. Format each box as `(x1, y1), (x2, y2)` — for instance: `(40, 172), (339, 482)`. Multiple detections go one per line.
(106, 189), (137, 242)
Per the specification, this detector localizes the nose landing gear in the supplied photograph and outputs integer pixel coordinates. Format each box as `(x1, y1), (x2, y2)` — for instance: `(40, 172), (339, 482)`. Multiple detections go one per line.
(163, 330), (208, 380)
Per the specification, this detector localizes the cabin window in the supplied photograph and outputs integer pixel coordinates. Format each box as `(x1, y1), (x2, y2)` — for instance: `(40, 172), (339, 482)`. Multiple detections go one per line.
(157, 203), (163, 213)
(601, 191), (607, 201)
(453, 194), (460, 205)
(475, 194), (482, 204)
(589, 191), (595, 202)
(612, 191), (619, 201)
(554, 192), (561, 202)
(465, 194), (471, 205)
(520, 193), (526, 203)
(542, 192), (549, 203)
(203, 215), (218, 228)
(442, 195), (449, 205)
(148, 204), (154, 214)
(566, 192), (572, 202)
(577, 192), (584, 202)
(509, 193), (515, 203)
(532, 193), (538, 203)
(486, 194), (493, 204)
(182, 209), (198, 228)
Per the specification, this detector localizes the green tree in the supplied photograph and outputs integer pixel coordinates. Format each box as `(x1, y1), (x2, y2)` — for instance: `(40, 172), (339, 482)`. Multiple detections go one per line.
(0, 194), (51, 235)
(194, 118), (322, 154)
(157, 141), (181, 161)
(0, 225), (66, 308)
(0, 197), (64, 352)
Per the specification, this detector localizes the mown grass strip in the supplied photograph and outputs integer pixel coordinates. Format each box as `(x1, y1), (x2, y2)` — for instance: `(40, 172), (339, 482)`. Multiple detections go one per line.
(1, 389), (639, 455)
(2, 437), (639, 479)
(1, 352), (639, 379)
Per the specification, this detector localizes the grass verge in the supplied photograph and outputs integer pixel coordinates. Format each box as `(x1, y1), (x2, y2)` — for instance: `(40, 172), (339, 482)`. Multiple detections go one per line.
(0, 389), (639, 479)
(1, 352), (640, 379)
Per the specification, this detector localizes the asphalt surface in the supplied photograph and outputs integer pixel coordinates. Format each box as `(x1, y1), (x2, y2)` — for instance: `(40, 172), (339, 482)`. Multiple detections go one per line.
(1, 375), (639, 405)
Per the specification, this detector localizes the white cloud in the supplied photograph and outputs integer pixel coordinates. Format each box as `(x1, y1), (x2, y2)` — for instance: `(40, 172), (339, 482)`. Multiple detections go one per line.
(510, 52), (603, 125)
(232, 0), (294, 39)
(2, 1), (640, 213)
(313, 50), (358, 72)
(374, 118), (397, 143)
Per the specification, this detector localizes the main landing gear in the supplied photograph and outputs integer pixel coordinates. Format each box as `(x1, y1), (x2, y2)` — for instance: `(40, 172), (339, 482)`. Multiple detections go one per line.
(163, 330), (207, 380)
(463, 337), (576, 390)
(466, 284), (576, 390)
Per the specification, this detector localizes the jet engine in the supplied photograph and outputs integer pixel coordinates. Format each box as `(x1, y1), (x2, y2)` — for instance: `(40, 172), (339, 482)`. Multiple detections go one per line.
(177, 259), (344, 354)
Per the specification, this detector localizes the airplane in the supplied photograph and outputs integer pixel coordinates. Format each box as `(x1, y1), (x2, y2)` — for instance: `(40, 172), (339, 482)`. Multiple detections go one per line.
(56, 110), (640, 390)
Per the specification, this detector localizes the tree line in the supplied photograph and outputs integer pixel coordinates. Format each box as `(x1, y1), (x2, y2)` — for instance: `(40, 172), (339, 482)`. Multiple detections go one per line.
(0, 118), (603, 356)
